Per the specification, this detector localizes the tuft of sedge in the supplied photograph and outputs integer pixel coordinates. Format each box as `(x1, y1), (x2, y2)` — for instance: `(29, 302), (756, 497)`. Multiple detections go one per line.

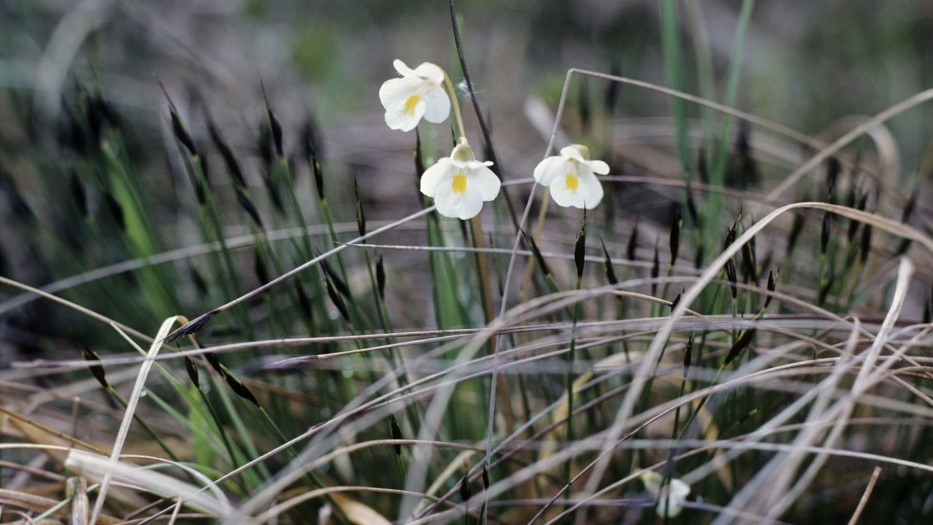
(376, 255), (386, 300)
(326, 277), (351, 323)
(522, 229), (552, 277)
(390, 415), (402, 456)
(165, 309), (219, 343)
(764, 269), (778, 309)
(355, 178), (366, 238)
(574, 219), (586, 280)
(169, 107), (197, 158)
(261, 85), (284, 158)
(725, 259), (738, 301)
(626, 220), (640, 262)
(669, 205), (682, 266)
(650, 242), (660, 297)
(207, 117), (248, 190)
(184, 357), (200, 389)
(82, 346), (109, 390)
(820, 212), (831, 256)
(724, 329), (755, 366)
(600, 239), (618, 286)
(683, 333), (694, 379)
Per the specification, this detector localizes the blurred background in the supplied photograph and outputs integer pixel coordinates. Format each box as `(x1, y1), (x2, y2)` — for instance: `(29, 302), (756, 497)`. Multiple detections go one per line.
(2, 0), (933, 352)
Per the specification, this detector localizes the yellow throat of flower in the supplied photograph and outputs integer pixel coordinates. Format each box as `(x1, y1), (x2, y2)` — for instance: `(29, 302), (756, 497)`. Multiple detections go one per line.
(452, 173), (467, 195)
(565, 173), (579, 193)
(404, 95), (421, 116)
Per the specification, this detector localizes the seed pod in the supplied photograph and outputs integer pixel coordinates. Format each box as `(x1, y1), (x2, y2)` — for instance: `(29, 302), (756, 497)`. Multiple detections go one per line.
(740, 235), (757, 283)
(669, 205), (682, 266)
(319, 257), (350, 298)
(482, 465), (489, 490)
(724, 329), (755, 366)
(204, 351), (225, 377)
(390, 415), (402, 456)
(82, 346), (109, 390)
(670, 291), (681, 311)
(459, 476), (472, 502)
(600, 239), (618, 286)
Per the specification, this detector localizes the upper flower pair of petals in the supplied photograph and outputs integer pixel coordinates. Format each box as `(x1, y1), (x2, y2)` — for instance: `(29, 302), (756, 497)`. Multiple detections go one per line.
(533, 145), (609, 210)
(421, 141), (501, 220)
(379, 60), (451, 132)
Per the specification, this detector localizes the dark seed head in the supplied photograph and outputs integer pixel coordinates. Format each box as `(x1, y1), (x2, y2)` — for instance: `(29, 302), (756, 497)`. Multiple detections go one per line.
(651, 242), (660, 296)
(683, 333), (694, 378)
(669, 205), (682, 266)
(820, 212), (831, 256)
(626, 220), (639, 261)
(825, 157), (840, 203)
(482, 465), (489, 490)
(207, 117), (247, 190)
(254, 249), (269, 284)
(82, 346), (109, 389)
(326, 277), (351, 323)
(600, 239), (618, 286)
(165, 309), (219, 343)
(262, 86), (284, 158)
(235, 186), (264, 229)
(670, 291), (681, 311)
(859, 224), (872, 265)
(459, 476), (472, 502)
(685, 188), (699, 227)
(390, 415), (402, 456)
(355, 178), (366, 238)
(787, 213), (805, 256)
(225, 373), (260, 406)
(169, 108), (197, 157)
(523, 230), (551, 277)
(725, 329), (755, 366)
(725, 259), (738, 300)
(376, 255), (386, 300)
(574, 224), (586, 280)
(818, 272), (835, 305)
(765, 269), (777, 309)
(184, 357), (200, 388)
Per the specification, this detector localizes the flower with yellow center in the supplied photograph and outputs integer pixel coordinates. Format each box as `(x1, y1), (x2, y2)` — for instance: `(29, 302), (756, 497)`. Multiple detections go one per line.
(639, 470), (691, 518)
(379, 59), (451, 132)
(420, 140), (501, 220)
(533, 144), (609, 209)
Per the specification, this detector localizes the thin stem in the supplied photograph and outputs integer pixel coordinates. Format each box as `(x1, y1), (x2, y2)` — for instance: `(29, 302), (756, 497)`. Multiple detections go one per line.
(443, 72), (467, 141)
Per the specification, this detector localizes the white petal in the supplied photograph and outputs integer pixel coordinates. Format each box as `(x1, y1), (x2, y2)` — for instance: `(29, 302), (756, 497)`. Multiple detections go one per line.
(473, 166), (501, 201)
(559, 146), (586, 163)
(578, 172), (604, 209)
(413, 62), (446, 84)
(380, 77), (425, 131)
(588, 159), (610, 174)
(549, 181), (586, 209)
(420, 161), (452, 197)
(434, 178), (484, 220)
(393, 59), (416, 77)
(533, 156), (568, 186)
(656, 479), (691, 518)
(422, 85), (451, 124)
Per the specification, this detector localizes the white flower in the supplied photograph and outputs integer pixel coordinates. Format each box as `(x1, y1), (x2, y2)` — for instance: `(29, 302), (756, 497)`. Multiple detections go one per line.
(533, 144), (608, 209)
(379, 59), (451, 132)
(639, 470), (691, 518)
(420, 140), (500, 220)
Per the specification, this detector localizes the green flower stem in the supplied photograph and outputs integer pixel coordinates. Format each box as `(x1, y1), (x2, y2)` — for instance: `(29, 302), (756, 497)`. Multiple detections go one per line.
(443, 71), (467, 141)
